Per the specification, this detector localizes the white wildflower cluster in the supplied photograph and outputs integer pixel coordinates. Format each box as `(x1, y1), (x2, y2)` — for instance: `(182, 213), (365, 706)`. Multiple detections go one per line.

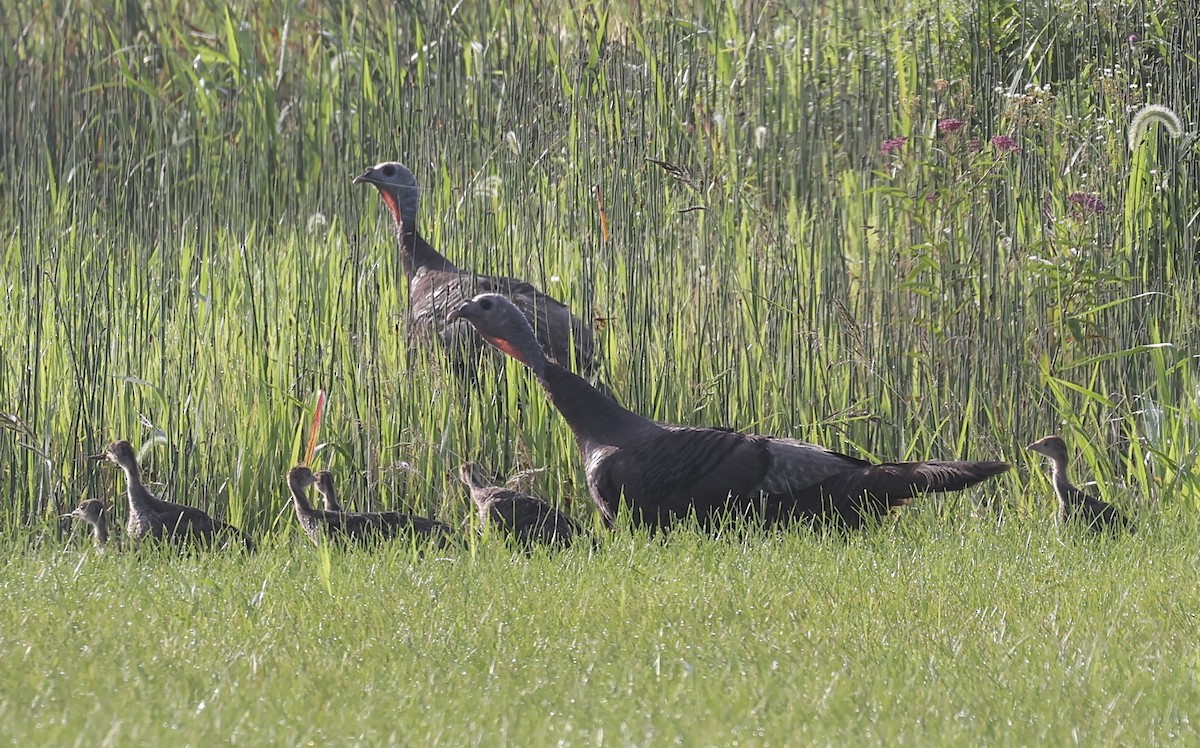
(994, 82), (1051, 107)
(1147, 169), (1172, 193)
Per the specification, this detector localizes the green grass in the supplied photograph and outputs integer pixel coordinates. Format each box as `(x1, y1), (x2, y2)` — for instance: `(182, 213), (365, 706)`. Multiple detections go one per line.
(1, 0), (1199, 744)
(7, 516), (1200, 745)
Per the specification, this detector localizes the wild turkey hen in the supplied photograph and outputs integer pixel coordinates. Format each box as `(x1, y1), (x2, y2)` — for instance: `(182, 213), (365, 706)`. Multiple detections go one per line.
(1027, 435), (1134, 534)
(458, 462), (582, 550)
(450, 293), (1010, 530)
(354, 161), (607, 392)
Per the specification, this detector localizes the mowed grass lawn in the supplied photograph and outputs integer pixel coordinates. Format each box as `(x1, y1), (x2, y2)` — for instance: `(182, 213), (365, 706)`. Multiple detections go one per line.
(3, 513), (1197, 745)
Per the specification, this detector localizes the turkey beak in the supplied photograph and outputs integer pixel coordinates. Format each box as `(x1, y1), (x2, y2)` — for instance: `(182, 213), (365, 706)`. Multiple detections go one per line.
(352, 170), (376, 186)
(446, 301), (470, 324)
(84, 451), (108, 462)
(60, 511), (76, 519)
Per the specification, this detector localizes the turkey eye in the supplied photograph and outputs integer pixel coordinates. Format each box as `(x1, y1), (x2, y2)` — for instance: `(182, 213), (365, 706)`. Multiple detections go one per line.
(382, 165), (395, 177)
(480, 298), (493, 310)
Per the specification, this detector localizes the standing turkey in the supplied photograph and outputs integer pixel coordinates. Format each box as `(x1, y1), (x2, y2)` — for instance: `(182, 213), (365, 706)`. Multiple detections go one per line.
(354, 161), (609, 394)
(450, 293), (1011, 530)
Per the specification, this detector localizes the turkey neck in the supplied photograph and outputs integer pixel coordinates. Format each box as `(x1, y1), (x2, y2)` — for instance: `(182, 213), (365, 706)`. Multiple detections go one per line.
(315, 474), (343, 512)
(461, 465), (491, 495)
(287, 476), (318, 518)
(402, 226), (459, 277)
(118, 460), (163, 516)
(380, 190), (458, 277)
(1046, 454), (1077, 504)
(501, 317), (647, 449)
(538, 364), (649, 451)
(91, 516), (109, 546)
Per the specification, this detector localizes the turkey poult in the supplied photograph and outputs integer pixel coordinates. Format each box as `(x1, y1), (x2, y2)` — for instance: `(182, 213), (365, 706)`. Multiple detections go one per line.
(457, 462), (583, 550)
(313, 470), (345, 512)
(87, 440), (255, 552)
(286, 466), (452, 546)
(354, 161), (608, 393)
(62, 499), (117, 550)
(1026, 435), (1135, 534)
(449, 293), (1011, 530)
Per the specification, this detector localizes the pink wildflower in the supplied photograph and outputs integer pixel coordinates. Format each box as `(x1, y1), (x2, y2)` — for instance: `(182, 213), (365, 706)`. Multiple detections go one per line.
(881, 136), (908, 155)
(937, 118), (965, 134)
(991, 135), (1020, 153)
(1067, 192), (1107, 215)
